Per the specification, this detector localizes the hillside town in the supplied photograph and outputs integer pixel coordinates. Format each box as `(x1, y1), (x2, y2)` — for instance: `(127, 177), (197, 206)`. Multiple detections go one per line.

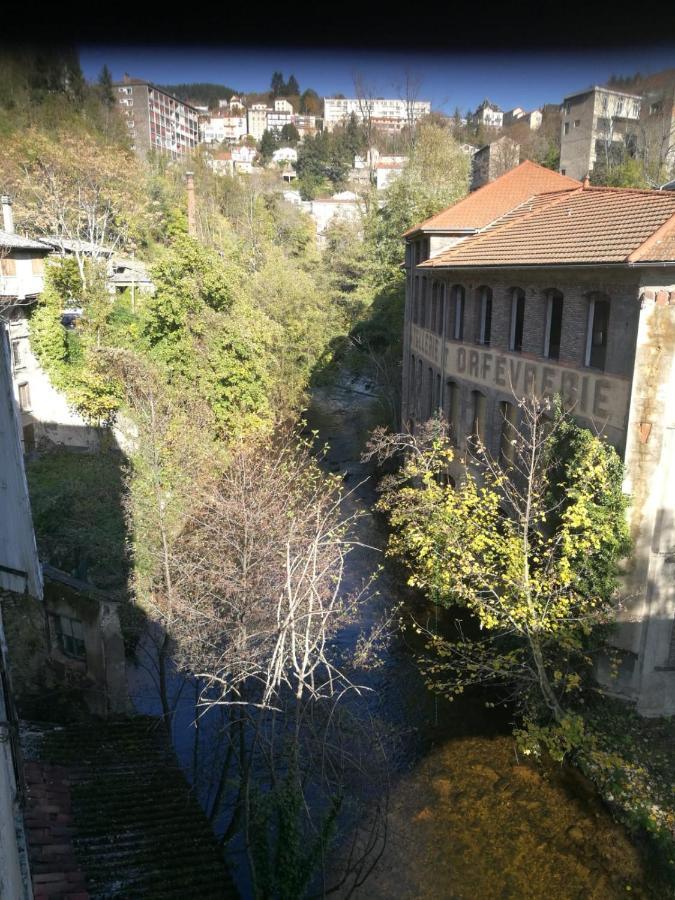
(0, 47), (674, 900)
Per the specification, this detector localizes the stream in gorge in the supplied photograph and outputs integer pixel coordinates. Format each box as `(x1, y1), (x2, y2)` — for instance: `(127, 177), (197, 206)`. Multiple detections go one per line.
(305, 375), (654, 900)
(127, 374), (656, 899)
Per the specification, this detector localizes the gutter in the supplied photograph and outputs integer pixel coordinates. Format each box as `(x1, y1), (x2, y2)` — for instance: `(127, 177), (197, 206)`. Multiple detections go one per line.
(419, 261), (675, 271)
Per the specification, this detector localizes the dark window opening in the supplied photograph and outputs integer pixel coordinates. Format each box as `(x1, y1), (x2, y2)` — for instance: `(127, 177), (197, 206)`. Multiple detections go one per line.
(452, 285), (465, 340)
(53, 614), (86, 660)
(478, 287), (492, 345)
(545, 291), (563, 360)
(510, 289), (525, 352)
(587, 296), (610, 370)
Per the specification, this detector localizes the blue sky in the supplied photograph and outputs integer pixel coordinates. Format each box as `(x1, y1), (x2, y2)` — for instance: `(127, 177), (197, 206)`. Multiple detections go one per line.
(79, 46), (675, 114)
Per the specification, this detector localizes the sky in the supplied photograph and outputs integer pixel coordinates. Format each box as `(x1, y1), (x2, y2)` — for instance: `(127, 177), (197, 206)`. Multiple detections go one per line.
(79, 46), (675, 115)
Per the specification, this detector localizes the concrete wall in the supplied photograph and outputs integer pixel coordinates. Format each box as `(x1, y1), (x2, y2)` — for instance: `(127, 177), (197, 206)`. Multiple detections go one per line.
(7, 307), (100, 452)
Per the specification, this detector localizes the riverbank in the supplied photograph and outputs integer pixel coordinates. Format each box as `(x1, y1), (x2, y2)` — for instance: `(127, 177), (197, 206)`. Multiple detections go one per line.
(307, 377), (667, 899)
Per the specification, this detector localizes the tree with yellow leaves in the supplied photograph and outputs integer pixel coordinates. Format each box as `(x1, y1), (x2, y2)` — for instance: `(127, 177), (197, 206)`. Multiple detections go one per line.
(365, 397), (630, 752)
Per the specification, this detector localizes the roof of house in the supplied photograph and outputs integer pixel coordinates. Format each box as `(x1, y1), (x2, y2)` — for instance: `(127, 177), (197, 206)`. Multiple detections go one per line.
(0, 230), (51, 252)
(420, 185), (675, 269)
(22, 717), (238, 899)
(403, 161), (581, 237)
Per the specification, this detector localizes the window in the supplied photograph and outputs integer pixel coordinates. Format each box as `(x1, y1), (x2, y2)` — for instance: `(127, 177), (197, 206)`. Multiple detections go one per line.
(499, 401), (517, 465)
(509, 288), (525, 352)
(18, 382), (31, 411)
(437, 283), (446, 336)
(564, 122), (570, 135)
(561, 169), (566, 175)
(470, 391), (487, 446)
(585, 294), (610, 370)
(431, 282), (438, 334)
(0, 258), (16, 276)
(478, 286), (492, 345)
(451, 285), (465, 340)
(32, 257), (44, 275)
(544, 290), (563, 360)
(446, 380), (459, 445)
(420, 278), (428, 328)
(615, 99), (624, 116)
(11, 340), (26, 369)
(574, 119), (581, 128)
(650, 101), (662, 116)
(597, 117), (611, 133)
(427, 367), (434, 419)
(53, 614), (86, 660)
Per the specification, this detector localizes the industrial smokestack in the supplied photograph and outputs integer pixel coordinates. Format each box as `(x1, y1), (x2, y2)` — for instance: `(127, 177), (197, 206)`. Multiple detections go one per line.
(1, 196), (14, 234)
(185, 172), (196, 237)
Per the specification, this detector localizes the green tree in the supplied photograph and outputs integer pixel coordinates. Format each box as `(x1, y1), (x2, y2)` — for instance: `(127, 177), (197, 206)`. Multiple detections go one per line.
(271, 71), (285, 98)
(367, 397), (631, 757)
(259, 128), (279, 163)
(286, 74), (300, 96)
(279, 123), (300, 145)
(97, 65), (115, 108)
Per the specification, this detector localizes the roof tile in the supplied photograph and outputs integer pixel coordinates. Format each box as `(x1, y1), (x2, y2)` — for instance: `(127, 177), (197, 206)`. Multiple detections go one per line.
(404, 161), (581, 236)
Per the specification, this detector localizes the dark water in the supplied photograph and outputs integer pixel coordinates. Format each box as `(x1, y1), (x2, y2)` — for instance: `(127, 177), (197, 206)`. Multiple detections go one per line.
(306, 377), (652, 900)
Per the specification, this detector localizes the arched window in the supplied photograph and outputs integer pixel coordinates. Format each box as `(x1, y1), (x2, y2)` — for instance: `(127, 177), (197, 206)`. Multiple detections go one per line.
(499, 401), (517, 465)
(431, 282), (438, 334)
(446, 380), (459, 446)
(509, 288), (525, 352)
(471, 390), (487, 445)
(420, 278), (428, 328)
(437, 282), (446, 336)
(585, 293), (610, 370)
(451, 285), (465, 340)
(544, 289), (564, 360)
(478, 286), (492, 346)
(427, 367), (434, 419)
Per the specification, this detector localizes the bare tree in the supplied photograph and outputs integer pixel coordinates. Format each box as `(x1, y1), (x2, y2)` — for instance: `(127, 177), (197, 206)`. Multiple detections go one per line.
(396, 68), (425, 151)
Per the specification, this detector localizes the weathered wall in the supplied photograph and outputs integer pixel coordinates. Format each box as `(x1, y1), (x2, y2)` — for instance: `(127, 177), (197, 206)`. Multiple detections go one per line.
(402, 264), (675, 715)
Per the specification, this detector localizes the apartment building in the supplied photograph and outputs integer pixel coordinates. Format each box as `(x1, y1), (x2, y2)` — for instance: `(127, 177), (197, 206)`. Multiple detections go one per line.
(323, 97), (431, 133)
(401, 162), (675, 716)
(113, 75), (199, 158)
(560, 86), (641, 180)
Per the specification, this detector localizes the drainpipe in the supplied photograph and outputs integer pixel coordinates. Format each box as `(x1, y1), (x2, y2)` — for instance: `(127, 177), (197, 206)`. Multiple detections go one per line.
(1, 196), (14, 234)
(185, 172), (197, 237)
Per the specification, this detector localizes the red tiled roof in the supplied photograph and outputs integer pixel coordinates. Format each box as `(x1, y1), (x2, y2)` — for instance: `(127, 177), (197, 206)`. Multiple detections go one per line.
(420, 186), (675, 269)
(403, 161), (581, 237)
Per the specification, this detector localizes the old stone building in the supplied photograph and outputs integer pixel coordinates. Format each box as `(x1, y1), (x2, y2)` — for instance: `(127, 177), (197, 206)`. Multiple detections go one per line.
(402, 162), (675, 716)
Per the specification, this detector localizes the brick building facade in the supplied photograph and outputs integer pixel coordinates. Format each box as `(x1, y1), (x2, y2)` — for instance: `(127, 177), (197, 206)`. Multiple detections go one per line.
(401, 162), (675, 716)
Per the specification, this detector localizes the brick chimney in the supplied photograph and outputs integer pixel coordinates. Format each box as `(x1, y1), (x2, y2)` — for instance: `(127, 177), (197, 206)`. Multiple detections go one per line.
(1, 195), (14, 233)
(582, 173), (591, 189)
(186, 172), (196, 237)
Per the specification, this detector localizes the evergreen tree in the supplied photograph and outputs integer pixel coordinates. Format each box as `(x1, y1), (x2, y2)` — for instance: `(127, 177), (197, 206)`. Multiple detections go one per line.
(98, 65), (115, 108)
(280, 123), (300, 145)
(286, 74), (300, 96)
(259, 128), (279, 162)
(271, 71), (285, 98)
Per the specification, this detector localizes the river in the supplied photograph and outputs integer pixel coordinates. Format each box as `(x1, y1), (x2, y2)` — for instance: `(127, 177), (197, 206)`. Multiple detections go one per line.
(306, 376), (653, 900)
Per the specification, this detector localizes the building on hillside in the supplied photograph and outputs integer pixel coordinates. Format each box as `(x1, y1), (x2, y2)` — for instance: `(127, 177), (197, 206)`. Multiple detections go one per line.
(248, 103), (272, 140)
(0, 198), (102, 451)
(469, 99), (504, 129)
(272, 147), (298, 165)
(504, 107), (542, 130)
(108, 257), (155, 296)
(559, 86), (641, 180)
(471, 136), (520, 189)
(207, 150), (234, 176)
(113, 75), (199, 158)
(323, 97), (431, 133)
(200, 112), (247, 144)
(294, 114), (320, 138)
(401, 161), (675, 716)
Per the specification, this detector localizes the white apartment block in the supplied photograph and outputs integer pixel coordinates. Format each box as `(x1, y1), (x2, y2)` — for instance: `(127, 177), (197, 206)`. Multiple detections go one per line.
(200, 114), (248, 144)
(323, 97), (431, 133)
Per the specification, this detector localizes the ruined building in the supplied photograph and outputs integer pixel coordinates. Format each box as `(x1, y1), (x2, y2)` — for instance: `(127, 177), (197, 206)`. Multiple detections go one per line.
(402, 160), (675, 716)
